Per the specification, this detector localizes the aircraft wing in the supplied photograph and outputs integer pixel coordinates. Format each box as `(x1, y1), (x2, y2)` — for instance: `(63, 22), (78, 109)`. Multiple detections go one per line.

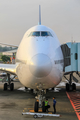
(0, 64), (17, 75)
(0, 43), (18, 47)
(3, 49), (17, 53)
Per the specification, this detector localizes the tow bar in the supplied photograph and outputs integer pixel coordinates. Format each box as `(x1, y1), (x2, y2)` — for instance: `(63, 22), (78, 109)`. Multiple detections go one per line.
(22, 112), (60, 118)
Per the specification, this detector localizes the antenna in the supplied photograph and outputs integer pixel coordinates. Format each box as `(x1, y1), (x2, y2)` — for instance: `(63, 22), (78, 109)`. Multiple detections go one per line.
(71, 35), (73, 43)
(39, 5), (41, 25)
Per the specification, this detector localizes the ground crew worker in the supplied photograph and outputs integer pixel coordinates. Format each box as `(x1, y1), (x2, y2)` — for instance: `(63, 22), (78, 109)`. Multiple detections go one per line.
(53, 97), (56, 114)
(45, 98), (49, 112)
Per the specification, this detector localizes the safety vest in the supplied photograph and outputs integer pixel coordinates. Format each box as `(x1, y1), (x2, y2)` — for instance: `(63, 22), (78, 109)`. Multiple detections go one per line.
(45, 101), (48, 106)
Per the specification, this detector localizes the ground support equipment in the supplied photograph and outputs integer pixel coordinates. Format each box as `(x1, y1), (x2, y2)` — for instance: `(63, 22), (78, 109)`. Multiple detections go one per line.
(22, 112), (60, 118)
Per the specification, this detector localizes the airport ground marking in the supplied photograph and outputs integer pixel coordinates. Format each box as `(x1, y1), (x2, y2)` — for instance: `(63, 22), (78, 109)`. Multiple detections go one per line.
(66, 92), (80, 120)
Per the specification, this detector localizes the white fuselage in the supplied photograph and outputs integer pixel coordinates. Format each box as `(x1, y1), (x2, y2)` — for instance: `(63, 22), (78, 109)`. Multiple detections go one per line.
(15, 25), (64, 89)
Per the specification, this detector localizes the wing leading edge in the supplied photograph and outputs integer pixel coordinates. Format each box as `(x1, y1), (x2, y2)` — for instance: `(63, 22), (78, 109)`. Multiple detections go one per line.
(0, 43), (18, 47)
(0, 64), (17, 75)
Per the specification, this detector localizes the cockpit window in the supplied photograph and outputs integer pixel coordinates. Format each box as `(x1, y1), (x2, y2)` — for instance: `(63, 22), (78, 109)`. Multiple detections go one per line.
(41, 31), (53, 37)
(48, 32), (53, 37)
(28, 32), (40, 37)
(28, 31), (53, 37)
(41, 32), (48, 36)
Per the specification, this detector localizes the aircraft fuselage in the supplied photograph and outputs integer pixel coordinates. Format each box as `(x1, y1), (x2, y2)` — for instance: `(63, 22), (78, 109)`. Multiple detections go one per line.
(16, 25), (64, 89)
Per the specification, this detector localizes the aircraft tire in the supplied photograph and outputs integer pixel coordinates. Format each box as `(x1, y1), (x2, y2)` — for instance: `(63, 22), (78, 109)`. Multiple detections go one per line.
(4, 83), (7, 90)
(72, 83), (76, 91)
(46, 89), (48, 92)
(52, 87), (54, 90)
(31, 89), (33, 92)
(42, 101), (46, 112)
(34, 101), (39, 112)
(66, 83), (69, 91)
(25, 87), (28, 90)
(10, 83), (14, 91)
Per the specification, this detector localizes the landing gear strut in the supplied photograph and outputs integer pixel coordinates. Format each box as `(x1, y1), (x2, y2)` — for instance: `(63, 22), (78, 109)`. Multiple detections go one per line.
(66, 73), (76, 91)
(34, 84), (46, 112)
(34, 90), (46, 112)
(4, 73), (14, 91)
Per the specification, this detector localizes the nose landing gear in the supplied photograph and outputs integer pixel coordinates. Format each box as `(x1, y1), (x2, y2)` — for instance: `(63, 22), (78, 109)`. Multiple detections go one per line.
(34, 90), (46, 112)
(34, 84), (46, 112)
(34, 93), (46, 112)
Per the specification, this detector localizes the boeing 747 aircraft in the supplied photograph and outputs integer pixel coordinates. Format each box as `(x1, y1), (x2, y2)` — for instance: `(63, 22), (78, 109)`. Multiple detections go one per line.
(0, 6), (76, 112)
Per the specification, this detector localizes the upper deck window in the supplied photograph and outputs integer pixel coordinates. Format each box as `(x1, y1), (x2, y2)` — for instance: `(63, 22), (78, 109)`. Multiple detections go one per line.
(41, 31), (53, 37)
(28, 32), (40, 37)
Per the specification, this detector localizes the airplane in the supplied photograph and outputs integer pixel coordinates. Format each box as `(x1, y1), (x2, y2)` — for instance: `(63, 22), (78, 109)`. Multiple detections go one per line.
(0, 5), (77, 112)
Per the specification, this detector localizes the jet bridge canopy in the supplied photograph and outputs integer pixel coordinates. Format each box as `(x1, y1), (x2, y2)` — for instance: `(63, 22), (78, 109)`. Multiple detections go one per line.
(61, 42), (80, 73)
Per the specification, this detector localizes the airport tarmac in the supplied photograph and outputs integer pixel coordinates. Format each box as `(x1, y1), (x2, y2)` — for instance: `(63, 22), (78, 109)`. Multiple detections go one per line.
(0, 82), (79, 120)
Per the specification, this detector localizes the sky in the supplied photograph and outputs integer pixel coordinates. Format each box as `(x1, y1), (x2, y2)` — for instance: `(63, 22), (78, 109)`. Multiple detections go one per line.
(0, 0), (80, 45)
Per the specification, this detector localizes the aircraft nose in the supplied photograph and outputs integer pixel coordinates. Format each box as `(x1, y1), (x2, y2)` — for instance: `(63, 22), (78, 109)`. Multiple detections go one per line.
(29, 54), (52, 77)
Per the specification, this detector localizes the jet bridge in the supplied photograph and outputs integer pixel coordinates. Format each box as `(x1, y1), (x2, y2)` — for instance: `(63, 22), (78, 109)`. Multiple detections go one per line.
(61, 42), (80, 73)
(61, 42), (80, 91)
